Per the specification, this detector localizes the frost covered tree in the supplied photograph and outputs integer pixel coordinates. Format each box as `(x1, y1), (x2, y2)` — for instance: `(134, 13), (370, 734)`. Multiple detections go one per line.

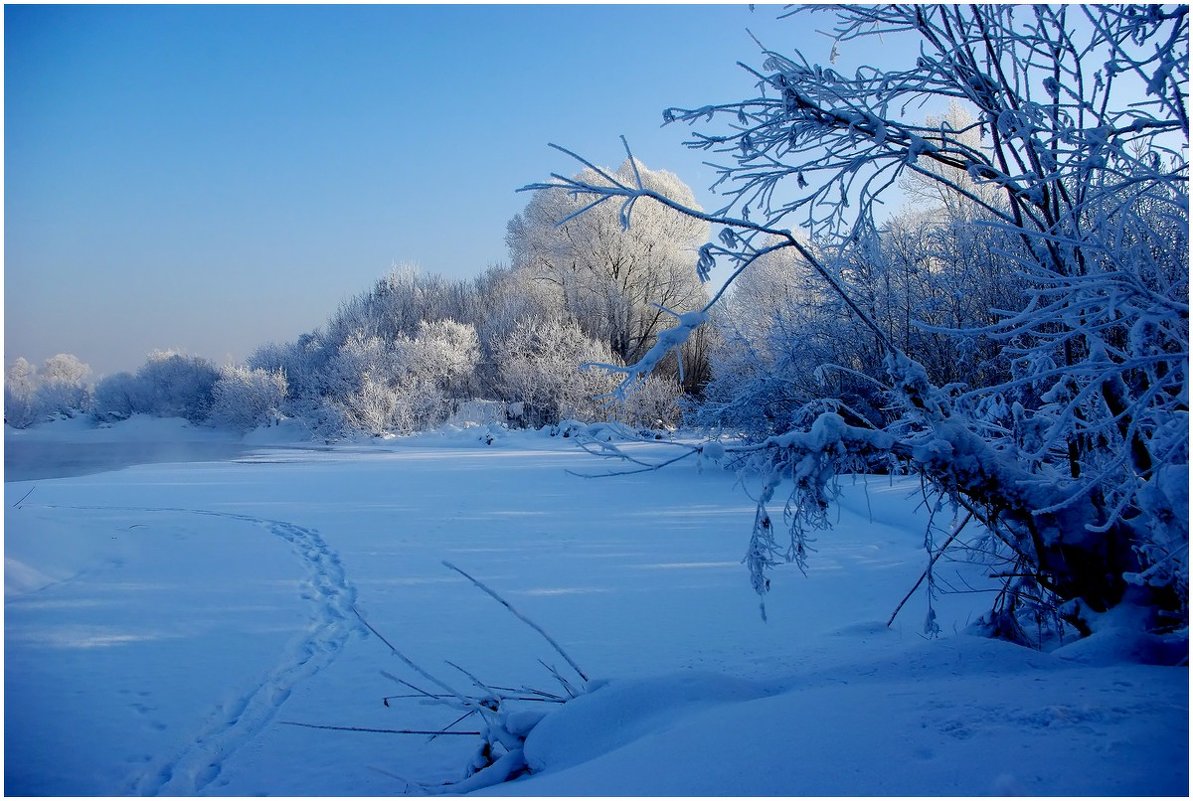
(492, 315), (621, 428)
(91, 371), (145, 423)
(209, 365), (288, 432)
(37, 354), (92, 419)
(252, 260), (643, 437)
(320, 320), (481, 436)
(4, 354), (92, 427)
(254, 264), (519, 437)
(508, 159), (711, 391)
(465, 265), (560, 398)
(615, 373), (685, 430)
(88, 351), (220, 423)
(134, 351), (221, 423)
(401, 318), (482, 401)
(698, 240), (850, 437)
(327, 265), (477, 346)
(5, 358), (42, 429)
(530, 5), (1189, 646)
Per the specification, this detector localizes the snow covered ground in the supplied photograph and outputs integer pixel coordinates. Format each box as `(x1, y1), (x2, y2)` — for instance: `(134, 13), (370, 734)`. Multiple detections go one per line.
(4, 418), (1188, 795)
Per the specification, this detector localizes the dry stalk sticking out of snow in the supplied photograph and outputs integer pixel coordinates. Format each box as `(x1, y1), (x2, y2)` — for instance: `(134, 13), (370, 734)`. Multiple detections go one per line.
(282, 562), (590, 794)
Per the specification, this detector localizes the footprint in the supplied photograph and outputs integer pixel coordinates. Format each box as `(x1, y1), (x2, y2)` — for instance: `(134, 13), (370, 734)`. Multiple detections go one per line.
(195, 762), (221, 788)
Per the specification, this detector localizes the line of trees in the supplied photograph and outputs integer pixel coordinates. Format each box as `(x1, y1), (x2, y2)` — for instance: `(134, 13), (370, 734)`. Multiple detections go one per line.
(240, 161), (708, 438)
(5, 161), (705, 437)
(6, 349), (289, 433)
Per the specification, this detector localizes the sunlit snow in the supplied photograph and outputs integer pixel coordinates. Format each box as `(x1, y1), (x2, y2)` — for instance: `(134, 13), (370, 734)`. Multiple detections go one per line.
(4, 418), (1188, 795)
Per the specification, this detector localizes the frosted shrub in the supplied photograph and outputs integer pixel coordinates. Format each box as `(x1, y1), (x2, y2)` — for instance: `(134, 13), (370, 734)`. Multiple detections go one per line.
(209, 365), (288, 432)
(400, 319), (480, 398)
(615, 374), (684, 430)
(390, 378), (447, 435)
(493, 315), (620, 428)
(337, 374), (401, 437)
(317, 319), (481, 436)
(91, 372), (144, 423)
(393, 319), (482, 428)
(134, 351), (221, 423)
(698, 244), (845, 438)
(249, 334), (332, 406)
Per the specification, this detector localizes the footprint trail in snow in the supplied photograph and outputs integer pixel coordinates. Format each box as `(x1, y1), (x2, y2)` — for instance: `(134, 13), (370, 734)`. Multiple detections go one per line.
(47, 506), (363, 796)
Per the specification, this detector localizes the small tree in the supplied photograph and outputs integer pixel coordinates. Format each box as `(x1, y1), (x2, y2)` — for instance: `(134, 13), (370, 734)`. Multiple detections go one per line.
(400, 319), (482, 401)
(529, 5), (1189, 644)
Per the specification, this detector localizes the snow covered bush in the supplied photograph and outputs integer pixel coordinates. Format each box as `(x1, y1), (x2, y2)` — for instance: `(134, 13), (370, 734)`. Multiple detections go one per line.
(90, 371), (144, 422)
(88, 351), (220, 424)
(246, 260), (696, 437)
(697, 242), (849, 438)
(337, 374), (404, 437)
(529, 4), (1189, 647)
(250, 267), (511, 438)
(248, 333), (335, 410)
(316, 320), (482, 437)
(492, 315), (621, 428)
(614, 374), (684, 430)
(133, 350), (221, 423)
(399, 318), (481, 401)
(209, 365), (288, 432)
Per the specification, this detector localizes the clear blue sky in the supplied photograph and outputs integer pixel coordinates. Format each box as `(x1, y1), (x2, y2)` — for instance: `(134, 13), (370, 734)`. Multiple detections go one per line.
(4, 4), (877, 377)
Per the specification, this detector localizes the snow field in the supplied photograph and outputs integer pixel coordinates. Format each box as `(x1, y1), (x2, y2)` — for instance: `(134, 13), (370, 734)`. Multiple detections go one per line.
(4, 426), (1188, 795)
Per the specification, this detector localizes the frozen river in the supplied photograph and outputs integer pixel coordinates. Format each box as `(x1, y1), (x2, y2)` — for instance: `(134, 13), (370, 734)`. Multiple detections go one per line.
(4, 421), (1186, 796)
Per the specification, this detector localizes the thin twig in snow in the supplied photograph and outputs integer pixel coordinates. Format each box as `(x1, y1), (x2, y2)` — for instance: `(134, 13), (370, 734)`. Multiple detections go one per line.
(380, 671), (440, 703)
(443, 659), (498, 697)
(12, 486), (36, 508)
(280, 721), (482, 736)
(427, 709), (479, 743)
(538, 659), (580, 698)
(442, 561), (589, 683)
(354, 606), (468, 702)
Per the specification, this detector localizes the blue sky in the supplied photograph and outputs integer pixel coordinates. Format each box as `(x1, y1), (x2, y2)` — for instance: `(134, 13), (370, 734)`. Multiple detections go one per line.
(5, 4), (881, 376)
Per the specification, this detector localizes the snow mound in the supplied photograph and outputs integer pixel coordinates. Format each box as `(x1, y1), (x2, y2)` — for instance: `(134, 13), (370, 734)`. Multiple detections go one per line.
(5, 557), (60, 596)
(493, 638), (1188, 796)
(1053, 604), (1188, 666)
(523, 673), (771, 773)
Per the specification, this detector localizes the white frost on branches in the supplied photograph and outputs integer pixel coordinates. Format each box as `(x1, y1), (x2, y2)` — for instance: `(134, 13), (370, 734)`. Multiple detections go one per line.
(528, 4), (1189, 643)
